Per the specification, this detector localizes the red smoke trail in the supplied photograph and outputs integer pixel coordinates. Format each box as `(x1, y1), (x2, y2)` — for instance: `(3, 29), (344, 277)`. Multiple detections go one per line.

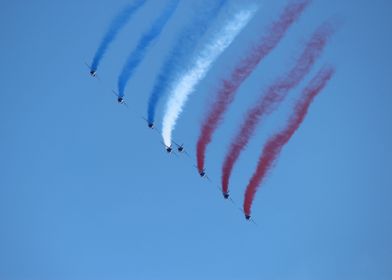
(196, 0), (310, 174)
(243, 66), (335, 217)
(222, 22), (336, 195)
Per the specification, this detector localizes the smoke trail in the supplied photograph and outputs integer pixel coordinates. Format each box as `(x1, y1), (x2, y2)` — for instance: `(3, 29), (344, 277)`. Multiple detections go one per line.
(147, 0), (228, 125)
(90, 0), (147, 72)
(244, 66), (335, 217)
(161, 7), (257, 148)
(196, 0), (310, 174)
(222, 22), (336, 195)
(118, 0), (179, 98)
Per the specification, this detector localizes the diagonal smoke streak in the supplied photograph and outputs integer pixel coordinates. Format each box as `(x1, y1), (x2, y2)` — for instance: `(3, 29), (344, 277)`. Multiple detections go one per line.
(91, 0), (147, 72)
(146, 0), (228, 125)
(222, 22), (336, 195)
(243, 66), (335, 217)
(161, 7), (258, 148)
(196, 0), (310, 174)
(118, 0), (179, 98)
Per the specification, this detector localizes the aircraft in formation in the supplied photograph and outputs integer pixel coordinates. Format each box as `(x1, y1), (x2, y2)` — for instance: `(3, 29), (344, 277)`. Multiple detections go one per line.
(86, 63), (97, 77)
(164, 143), (186, 155)
(86, 67), (124, 105)
(199, 169), (206, 177)
(110, 90), (126, 105)
(117, 97), (125, 104)
(141, 117), (155, 129)
(88, 69), (251, 220)
(177, 144), (184, 152)
(166, 145), (173, 153)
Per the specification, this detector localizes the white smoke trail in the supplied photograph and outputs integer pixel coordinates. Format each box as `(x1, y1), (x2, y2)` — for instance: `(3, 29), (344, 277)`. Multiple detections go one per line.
(161, 7), (257, 147)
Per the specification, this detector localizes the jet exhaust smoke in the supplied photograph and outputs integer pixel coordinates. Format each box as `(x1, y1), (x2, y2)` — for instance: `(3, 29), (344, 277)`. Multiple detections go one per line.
(244, 66), (335, 216)
(196, 0), (310, 174)
(221, 22), (336, 195)
(161, 6), (258, 148)
(146, 0), (228, 124)
(117, 0), (179, 98)
(90, 0), (147, 72)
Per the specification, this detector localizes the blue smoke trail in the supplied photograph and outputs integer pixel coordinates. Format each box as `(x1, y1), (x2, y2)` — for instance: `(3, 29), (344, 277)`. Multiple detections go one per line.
(147, 0), (228, 124)
(118, 0), (180, 98)
(91, 0), (147, 72)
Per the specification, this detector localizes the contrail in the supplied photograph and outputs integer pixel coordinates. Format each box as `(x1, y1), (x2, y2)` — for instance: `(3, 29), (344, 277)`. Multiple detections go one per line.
(196, 0), (310, 174)
(118, 0), (179, 98)
(222, 22), (336, 195)
(146, 0), (228, 125)
(243, 66), (335, 217)
(161, 7), (258, 148)
(90, 0), (147, 73)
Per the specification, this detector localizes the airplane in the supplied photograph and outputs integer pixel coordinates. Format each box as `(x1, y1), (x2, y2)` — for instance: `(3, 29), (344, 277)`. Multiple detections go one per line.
(245, 214), (251, 220)
(195, 168), (211, 182)
(173, 142), (191, 156)
(112, 90), (126, 105)
(177, 144), (184, 152)
(166, 146), (173, 153)
(223, 192), (230, 199)
(141, 117), (154, 129)
(159, 141), (175, 155)
(85, 62), (97, 77)
(117, 97), (124, 104)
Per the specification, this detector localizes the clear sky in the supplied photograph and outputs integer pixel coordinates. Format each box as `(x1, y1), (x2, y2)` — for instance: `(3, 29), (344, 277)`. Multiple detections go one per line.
(0, 0), (391, 279)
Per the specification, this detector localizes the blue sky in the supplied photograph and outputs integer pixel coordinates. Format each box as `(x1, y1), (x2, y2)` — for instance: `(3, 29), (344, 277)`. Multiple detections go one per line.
(0, 0), (391, 279)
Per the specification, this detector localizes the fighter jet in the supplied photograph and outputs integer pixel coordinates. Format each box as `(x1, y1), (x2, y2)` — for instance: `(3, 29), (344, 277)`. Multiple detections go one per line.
(223, 192), (230, 199)
(199, 169), (206, 177)
(177, 144), (184, 152)
(245, 214), (251, 220)
(166, 146), (173, 153)
(117, 97), (125, 104)
(85, 63), (97, 77)
(111, 91), (126, 105)
(141, 117), (154, 129)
